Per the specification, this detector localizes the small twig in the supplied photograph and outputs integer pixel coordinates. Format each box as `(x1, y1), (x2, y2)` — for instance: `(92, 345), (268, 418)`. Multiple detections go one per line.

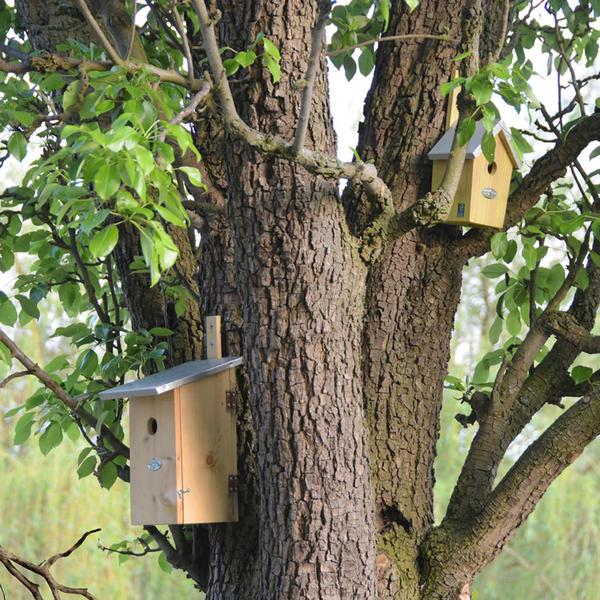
(173, 5), (195, 81)
(0, 370), (29, 389)
(73, 0), (124, 66)
(45, 529), (101, 567)
(327, 33), (456, 57)
(292, 0), (332, 155)
(169, 83), (212, 126)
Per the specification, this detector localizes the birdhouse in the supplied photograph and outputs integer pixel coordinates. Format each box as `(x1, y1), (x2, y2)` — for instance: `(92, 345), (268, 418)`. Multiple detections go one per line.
(99, 324), (242, 526)
(427, 121), (520, 228)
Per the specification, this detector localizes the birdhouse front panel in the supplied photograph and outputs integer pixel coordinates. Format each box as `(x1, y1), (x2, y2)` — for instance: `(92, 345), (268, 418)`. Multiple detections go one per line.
(129, 389), (183, 525)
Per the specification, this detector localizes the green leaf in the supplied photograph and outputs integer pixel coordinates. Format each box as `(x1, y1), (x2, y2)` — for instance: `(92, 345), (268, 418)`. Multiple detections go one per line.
(506, 310), (521, 336)
(343, 55), (357, 81)
(149, 327), (174, 337)
(89, 225), (119, 258)
(263, 53), (281, 82)
(41, 73), (65, 92)
(39, 422), (63, 456)
(13, 412), (35, 446)
(572, 365), (593, 384)
(62, 80), (82, 110)
(94, 163), (120, 200)
(489, 317), (503, 344)
(77, 349), (99, 378)
(510, 127), (534, 158)
(482, 131), (496, 164)
(404, 0), (419, 10)
(0, 341), (12, 366)
(224, 58), (240, 76)
(575, 267), (590, 290)
(178, 166), (204, 188)
(135, 147), (155, 176)
(358, 46), (375, 76)
(262, 38), (281, 60)
(7, 132), (27, 161)
(43, 355), (69, 373)
(522, 244), (537, 271)
(482, 263), (508, 278)
(77, 455), (97, 479)
(235, 50), (257, 67)
(158, 552), (173, 574)
(456, 118), (476, 146)
(441, 77), (464, 96)
(0, 298), (17, 326)
(490, 232), (508, 260)
(471, 78), (493, 106)
(99, 461), (118, 489)
(445, 375), (465, 391)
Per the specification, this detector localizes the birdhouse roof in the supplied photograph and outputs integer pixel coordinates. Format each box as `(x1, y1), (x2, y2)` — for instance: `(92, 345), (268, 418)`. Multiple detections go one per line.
(98, 356), (243, 399)
(427, 121), (520, 168)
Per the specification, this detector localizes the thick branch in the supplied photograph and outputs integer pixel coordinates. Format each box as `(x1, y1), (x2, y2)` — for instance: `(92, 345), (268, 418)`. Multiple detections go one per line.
(544, 311), (600, 353)
(424, 388), (600, 597)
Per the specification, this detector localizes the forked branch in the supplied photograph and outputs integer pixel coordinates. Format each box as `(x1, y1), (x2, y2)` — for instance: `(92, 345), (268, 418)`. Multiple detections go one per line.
(0, 529), (100, 600)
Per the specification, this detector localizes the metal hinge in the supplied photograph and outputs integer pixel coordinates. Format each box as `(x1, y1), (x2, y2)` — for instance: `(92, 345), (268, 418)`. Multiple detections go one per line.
(177, 488), (191, 498)
(228, 475), (239, 494)
(225, 390), (238, 412)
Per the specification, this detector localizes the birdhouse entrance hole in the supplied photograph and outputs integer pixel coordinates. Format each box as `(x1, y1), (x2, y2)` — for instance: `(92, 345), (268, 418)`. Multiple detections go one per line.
(487, 161), (497, 175)
(147, 417), (158, 435)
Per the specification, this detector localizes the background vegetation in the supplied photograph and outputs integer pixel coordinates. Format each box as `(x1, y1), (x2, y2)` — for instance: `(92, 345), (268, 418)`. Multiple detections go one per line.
(1, 258), (599, 598)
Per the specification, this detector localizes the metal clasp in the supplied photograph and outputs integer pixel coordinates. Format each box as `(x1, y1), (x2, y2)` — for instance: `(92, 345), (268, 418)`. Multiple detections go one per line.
(177, 488), (191, 498)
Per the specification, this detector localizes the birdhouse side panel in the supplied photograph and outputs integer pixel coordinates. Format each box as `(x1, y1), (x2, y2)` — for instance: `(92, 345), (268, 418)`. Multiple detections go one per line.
(432, 159), (474, 225)
(178, 369), (238, 523)
(468, 148), (512, 228)
(129, 391), (183, 525)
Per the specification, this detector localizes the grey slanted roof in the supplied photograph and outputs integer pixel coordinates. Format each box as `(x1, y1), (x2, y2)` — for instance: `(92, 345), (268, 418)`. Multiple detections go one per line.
(427, 121), (520, 167)
(99, 356), (243, 399)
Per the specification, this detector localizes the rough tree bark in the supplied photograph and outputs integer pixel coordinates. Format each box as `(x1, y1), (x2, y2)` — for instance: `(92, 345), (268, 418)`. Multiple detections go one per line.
(12, 0), (600, 599)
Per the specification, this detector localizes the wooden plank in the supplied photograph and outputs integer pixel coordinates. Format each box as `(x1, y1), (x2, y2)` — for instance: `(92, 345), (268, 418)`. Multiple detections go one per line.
(129, 392), (182, 525)
(179, 369), (238, 523)
(205, 315), (222, 360)
(445, 70), (460, 129)
(468, 148), (511, 228)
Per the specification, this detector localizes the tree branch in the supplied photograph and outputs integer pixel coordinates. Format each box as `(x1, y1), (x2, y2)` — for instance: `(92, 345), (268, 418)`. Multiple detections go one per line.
(425, 388), (600, 595)
(0, 530), (100, 600)
(292, 0), (332, 154)
(0, 329), (130, 458)
(544, 311), (600, 353)
(73, 0), (124, 66)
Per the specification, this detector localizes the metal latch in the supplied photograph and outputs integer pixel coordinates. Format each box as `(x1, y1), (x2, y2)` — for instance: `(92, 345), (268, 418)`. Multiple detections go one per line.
(147, 459), (162, 471)
(228, 475), (239, 493)
(177, 488), (191, 498)
(225, 390), (237, 412)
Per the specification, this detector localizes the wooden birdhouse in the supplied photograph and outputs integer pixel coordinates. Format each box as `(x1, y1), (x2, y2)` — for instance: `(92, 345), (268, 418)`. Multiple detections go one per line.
(99, 317), (242, 526)
(428, 121), (520, 228)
